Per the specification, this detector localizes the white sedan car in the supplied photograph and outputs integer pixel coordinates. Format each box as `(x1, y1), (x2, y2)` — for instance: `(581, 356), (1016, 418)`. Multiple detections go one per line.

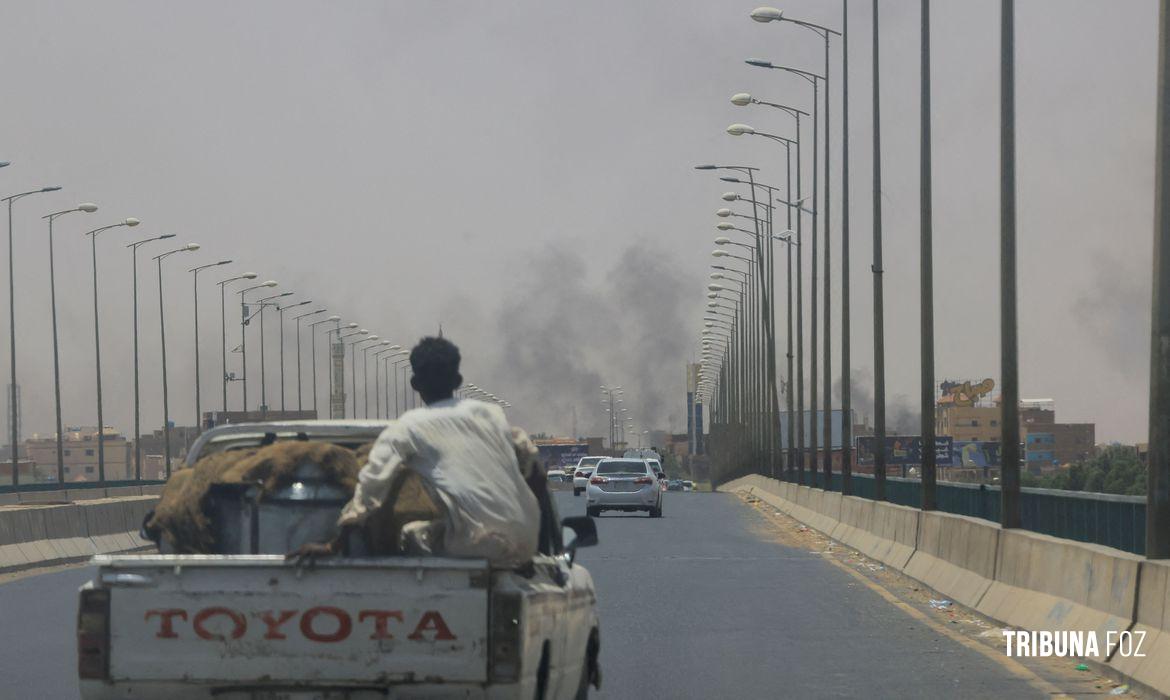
(573, 456), (606, 496)
(586, 458), (663, 518)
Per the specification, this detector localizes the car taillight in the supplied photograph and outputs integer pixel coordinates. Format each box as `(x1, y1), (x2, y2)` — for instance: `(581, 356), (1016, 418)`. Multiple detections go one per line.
(490, 590), (523, 683)
(78, 587), (110, 680)
(634, 476), (653, 484)
(590, 476), (608, 484)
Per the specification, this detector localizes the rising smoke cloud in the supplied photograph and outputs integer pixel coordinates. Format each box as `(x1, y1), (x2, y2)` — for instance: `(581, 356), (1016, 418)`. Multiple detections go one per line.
(472, 240), (693, 438)
(834, 367), (921, 435)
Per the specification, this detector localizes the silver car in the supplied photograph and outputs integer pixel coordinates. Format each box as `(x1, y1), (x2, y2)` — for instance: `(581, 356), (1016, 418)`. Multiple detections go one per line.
(586, 458), (663, 518)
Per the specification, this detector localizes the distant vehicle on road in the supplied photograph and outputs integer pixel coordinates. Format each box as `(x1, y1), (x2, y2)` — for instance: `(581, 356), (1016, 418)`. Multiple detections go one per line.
(667, 479), (684, 491)
(546, 468), (569, 483)
(682, 480), (694, 492)
(573, 456), (606, 496)
(586, 458), (663, 518)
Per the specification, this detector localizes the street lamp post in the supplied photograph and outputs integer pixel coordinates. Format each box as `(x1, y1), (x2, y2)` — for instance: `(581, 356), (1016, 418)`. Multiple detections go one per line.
(277, 300), (311, 411)
(83, 217), (140, 483)
(1147, 0), (1170, 558)
(706, 167), (781, 476)
(872, 0), (888, 500)
(190, 259), (232, 430)
(920, 0), (937, 510)
(257, 291), (293, 412)
(391, 355), (411, 417)
(362, 341), (390, 419)
(338, 328), (369, 418)
(1000, 0), (1021, 528)
(238, 280), (278, 411)
(154, 243), (200, 477)
(368, 342), (396, 418)
(3, 185), (63, 485)
(128, 233), (177, 479)
(379, 350), (407, 418)
(350, 336), (380, 418)
(751, 5), (843, 490)
(292, 308), (326, 411)
(743, 59), (822, 478)
(217, 273), (258, 412)
(372, 346), (396, 418)
(309, 316), (341, 416)
(42, 203), (98, 483)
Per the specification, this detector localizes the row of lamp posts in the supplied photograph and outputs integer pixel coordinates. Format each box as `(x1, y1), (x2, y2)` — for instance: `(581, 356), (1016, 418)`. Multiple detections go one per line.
(693, 2), (1034, 540)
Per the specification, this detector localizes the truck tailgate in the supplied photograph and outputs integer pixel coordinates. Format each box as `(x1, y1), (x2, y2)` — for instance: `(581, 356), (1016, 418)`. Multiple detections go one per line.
(97, 554), (489, 685)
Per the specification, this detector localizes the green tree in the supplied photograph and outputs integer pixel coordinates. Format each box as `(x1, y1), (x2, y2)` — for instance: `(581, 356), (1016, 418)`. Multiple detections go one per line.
(1037, 445), (1145, 496)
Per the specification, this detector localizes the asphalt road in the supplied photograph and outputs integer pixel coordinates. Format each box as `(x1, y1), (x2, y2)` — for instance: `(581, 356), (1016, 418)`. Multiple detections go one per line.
(2, 490), (1048, 699)
(554, 489), (1045, 699)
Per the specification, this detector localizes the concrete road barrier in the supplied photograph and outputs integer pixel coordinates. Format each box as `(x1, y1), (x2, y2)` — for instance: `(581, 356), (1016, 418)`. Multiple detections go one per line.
(904, 511), (999, 610)
(867, 502), (920, 570)
(830, 496), (875, 553)
(976, 528), (1140, 662)
(806, 490), (842, 535)
(0, 495), (156, 573)
(1110, 560), (1170, 693)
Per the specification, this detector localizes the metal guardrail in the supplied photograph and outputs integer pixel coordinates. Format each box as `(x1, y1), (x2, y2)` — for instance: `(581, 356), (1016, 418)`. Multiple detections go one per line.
(778, 472), (1147, 555)
(0, 479), (166, 495)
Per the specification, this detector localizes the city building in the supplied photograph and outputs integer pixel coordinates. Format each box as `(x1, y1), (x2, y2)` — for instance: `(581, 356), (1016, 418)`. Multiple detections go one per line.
(22, 427), (131, 482)
(935, 382), (1096, 472)
(935, 378), (1001, 442)
(1019, 399), (1094, 472)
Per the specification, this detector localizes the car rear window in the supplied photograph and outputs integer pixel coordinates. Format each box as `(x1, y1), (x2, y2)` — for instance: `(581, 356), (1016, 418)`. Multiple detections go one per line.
(596, 460), (648, 475)
(580, 457), (603, 467)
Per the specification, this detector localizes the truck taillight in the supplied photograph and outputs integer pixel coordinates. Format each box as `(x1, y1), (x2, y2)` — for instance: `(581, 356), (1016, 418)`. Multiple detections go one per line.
(590, 476), (607, 485)
(78, 588), (110, 680)
(490, 590), (522, 683)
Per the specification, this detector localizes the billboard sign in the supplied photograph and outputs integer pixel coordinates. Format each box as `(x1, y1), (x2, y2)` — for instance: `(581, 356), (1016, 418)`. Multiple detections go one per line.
(953, 441), (1000, 468)
(855, 435), (953, 466)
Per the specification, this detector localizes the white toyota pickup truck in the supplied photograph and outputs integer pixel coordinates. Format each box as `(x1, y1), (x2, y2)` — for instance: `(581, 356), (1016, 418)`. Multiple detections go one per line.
(76, 421), (602, 699)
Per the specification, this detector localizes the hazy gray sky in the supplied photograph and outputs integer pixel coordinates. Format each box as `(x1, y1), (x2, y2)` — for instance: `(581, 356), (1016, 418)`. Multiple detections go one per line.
(0, 1), (1160, 445)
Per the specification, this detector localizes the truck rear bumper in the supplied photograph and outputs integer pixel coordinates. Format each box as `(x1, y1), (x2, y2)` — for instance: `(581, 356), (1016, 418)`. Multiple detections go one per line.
(80, 681), (525, 700)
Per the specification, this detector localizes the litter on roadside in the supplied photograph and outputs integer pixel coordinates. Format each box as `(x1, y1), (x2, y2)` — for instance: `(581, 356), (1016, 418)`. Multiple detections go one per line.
(979, 628), (1009, 638)
(1074, 663), (1090, 672)
(1110, 685), (1130, 695)
(929, 599), (953, 610)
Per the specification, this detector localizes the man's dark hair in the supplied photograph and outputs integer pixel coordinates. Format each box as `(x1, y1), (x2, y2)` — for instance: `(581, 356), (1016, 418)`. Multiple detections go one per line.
(410, 336), (462, 401)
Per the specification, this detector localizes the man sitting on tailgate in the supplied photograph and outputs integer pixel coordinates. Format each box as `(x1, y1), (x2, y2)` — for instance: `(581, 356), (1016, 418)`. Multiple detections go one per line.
(292, 336), (541, 567)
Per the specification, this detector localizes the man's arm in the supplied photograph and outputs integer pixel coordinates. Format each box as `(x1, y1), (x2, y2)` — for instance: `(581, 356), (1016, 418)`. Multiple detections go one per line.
(509, 426), (539, 480)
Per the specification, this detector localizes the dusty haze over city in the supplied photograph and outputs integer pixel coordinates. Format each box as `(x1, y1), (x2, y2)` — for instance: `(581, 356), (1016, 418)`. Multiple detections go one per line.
(0, 0), (1158, 444)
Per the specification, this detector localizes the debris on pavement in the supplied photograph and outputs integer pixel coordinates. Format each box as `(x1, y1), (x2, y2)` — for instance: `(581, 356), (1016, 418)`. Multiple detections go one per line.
(1074, 663), (1090, 672)
(929, 599), (953, 610)
(1110, 684), (1130, 695)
